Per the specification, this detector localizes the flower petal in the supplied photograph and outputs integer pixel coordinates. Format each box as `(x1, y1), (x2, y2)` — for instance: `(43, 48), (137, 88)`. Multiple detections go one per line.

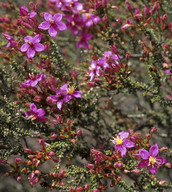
(27, 48), (35, 58)
(24, 36), (33, 43)
(33, 34), (42, 43)
(119, 145), (127, 157)
(19, 6), (28, 16)
(156, 156), (167, 165)
(30, 103), (37, 112)
(53, 13), (62, 22)
(57, 100), (63, 110)
(64, 95), (72, 103)
(149, 144), (159, 157)
(44, 12), (52, 21)
(137, 159), (149, 168)
(118, 132), (129, 139)
(37, 108), (45, 117)
(60, 84), (68, 91)
(29, 11), (37, 18)
(38, 21), (50, 30)
(149, 165), (158, 174)
(56, 22), (67, 31)
(123, 140), (135, 148)
(34, 43), (45, 52)
(48, 26), (58, 38)
(139, 149), (150, 159)
(20, 43), (29, 52)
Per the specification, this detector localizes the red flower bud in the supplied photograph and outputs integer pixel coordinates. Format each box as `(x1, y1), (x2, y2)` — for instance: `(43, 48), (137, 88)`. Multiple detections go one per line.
(126, 2), (132, 11)
(38, 139), (45, 145)
(87, 164), (94, 169)
(151, 126), (157, 133)
(85, 184), (90, 190)
(165, 163), (171, 168)
(17, 176), (22, 182)
(15, 158), (22, 164)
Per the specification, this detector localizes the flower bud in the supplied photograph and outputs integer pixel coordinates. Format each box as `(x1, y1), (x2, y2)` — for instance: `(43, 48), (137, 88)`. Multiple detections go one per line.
(85, 184), (90, 190)
(151, 126), (157, 133)
(77, 129), (82, 135)
(87, 164), (94, 169)
(76, 187), (83, 192)
(126, 2), (132, 11)
(144, 5), (149, 16)
(0, 159), (7, 164)
(111, 44), (118, 54)
(159, 180), (166, 186)
(132, 169), (141, 174)
(17, 176), (22, 182)
(48, 151), (55, 156)
(160, 147), (168, 151)
(38, 139), (45, 145)
(15, 158), (22, 164)
(165, 163), (171, 168)
(113, 162), (123, 168)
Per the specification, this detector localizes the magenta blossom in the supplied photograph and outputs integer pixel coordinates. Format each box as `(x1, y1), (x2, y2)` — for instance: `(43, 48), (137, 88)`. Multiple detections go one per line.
(2, 33), (17, 48)
(112, 132), (135, 157)
(20, 34), (45, 59)
(47, 84), (69, 110)
(47, 83), (82, 110)
(20, 73), (47, 88)
(61, 0), (83, 14)
(137, 144), (166, 174)
(25, 103), (47, 122)
(77, 30), (92, 49)
(65, 14), (83, 35)
(98, 51), (121, 69)
(38, 12), (66, 39)
(19, 6), (37, 18)
(66, 84), (83, 100)
(82, 13), (100, 27)
(89, 60), (100, 81)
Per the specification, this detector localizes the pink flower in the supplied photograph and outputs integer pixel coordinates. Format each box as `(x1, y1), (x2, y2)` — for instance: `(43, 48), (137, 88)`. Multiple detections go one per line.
(20, 72), (46, 88)
(65, 14), (83, 35)
(137, 144), (166, 174)
(20, 34), (45, 59)
(19, 6), (37, 18)
(77, 30), (92, 49)
(89, 60), (100, 81)
(112, 132), (135, 157)
(25, 103), (47, 122)
(38, 12), (66, 39)
(82, 13), (100, 27)
(47, 83), (82, 110)
(2, 33), (17, 48)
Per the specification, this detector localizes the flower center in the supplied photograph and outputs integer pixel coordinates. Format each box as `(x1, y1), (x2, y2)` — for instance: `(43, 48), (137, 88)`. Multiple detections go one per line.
(30, 114), (38, 120)
(68, 86), (75, 94)
(149, 156), (156, 165)
(85, 13), (91, 19)
(115, 136), (123, 145)
(49, 18), (55, 25)
(26, 41), (33, 46)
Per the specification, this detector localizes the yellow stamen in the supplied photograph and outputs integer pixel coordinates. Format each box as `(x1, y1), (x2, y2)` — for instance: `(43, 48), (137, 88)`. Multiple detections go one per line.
(114, 136), (123, 145)
(85, 13), (91, 19)
(149, 156), (156, 165)
(68, 86), (75, 94)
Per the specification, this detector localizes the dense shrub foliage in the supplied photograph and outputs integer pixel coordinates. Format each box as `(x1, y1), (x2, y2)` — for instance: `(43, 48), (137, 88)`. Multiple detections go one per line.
(0, 0), (172, 191)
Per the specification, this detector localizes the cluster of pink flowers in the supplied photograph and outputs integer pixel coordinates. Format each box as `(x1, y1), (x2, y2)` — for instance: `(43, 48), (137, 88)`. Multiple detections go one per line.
(47, 83), (83, 110)
(112, 132), (166, 174)
(2, 0), (100, 58)
(89, 51), (121, 81)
